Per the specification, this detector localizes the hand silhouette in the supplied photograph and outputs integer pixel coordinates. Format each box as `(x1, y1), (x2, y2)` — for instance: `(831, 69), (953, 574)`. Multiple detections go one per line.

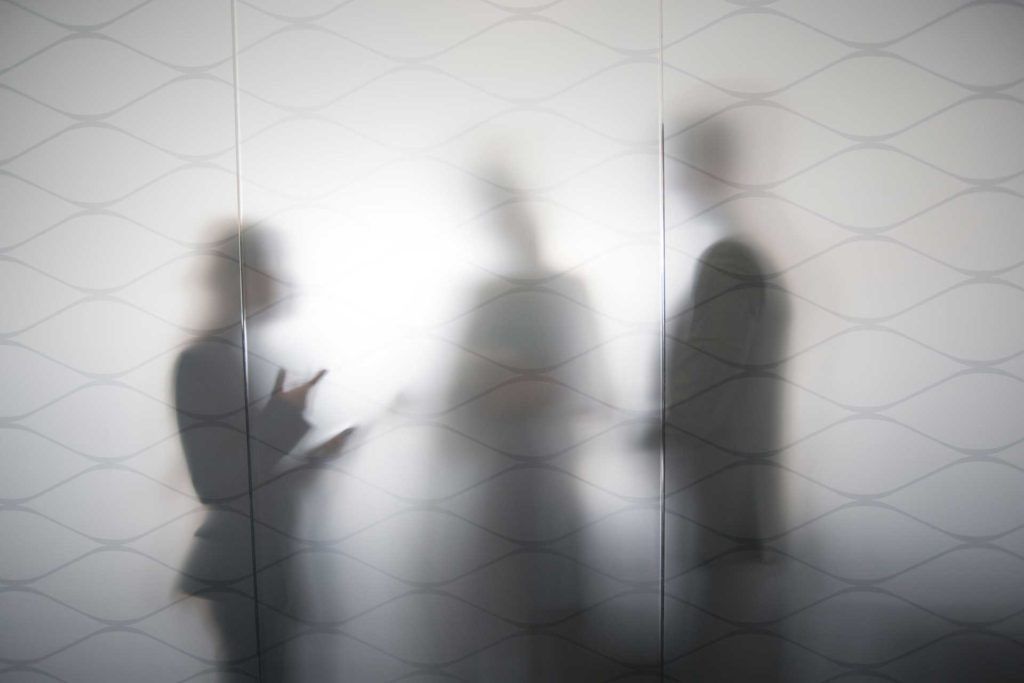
(271, 368), (327, 410)
(255, 368), (329, 455)
(264, 369), (354, 462)
(307, 427), (356, 461)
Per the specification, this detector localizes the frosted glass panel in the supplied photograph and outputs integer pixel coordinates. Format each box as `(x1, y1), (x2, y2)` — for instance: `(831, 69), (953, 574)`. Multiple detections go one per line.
(662, 1), (1024, 681)
(0, 1), (257, 681)
(4, 1), (1024, 681)
(234, 2), (662, 680)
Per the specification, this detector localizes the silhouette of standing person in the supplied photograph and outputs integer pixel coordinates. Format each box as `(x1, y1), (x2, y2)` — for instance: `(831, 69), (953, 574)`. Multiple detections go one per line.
(664, 117), (790, 680)
(173, 226), (261, 678)
(445, 186), (606, 681)
(175, 226), (347, 682)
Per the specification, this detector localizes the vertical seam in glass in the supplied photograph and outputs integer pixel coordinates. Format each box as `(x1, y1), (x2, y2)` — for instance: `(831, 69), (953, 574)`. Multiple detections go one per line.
(657, 1), (667, 680)
(229, 0), (264, 679)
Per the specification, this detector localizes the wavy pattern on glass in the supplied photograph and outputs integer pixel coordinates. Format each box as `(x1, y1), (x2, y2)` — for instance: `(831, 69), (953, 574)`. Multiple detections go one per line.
(663, 1), (1024, 681)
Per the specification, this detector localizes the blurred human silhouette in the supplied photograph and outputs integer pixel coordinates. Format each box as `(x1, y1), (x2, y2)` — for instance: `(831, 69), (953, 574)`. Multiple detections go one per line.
(667, 243), (790, 682)
(664, 116), (790, 681)
(174, 225), (348, 682)
(441, 180), (606, 680)
(173, 225), (259, 678)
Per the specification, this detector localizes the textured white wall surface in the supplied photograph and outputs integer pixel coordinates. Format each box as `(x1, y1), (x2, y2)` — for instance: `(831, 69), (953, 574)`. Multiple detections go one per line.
(1, 1), (1023, 682)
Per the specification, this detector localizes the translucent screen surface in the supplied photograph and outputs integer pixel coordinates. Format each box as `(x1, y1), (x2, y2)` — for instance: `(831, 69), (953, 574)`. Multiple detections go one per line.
(2, 1), (1023, 682)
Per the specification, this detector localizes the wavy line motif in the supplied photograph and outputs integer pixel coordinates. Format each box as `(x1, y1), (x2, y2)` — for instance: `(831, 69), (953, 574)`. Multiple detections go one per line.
(662, 622), (1024, 672)
(667, 541), (1024, 595)
(7, 212), (1003, 324)
(2, 240), (1015, 354)
(666, 142), (1022, 189)
(0, 74), (229, 121)
(664, 578), (1023, 636)
(0, 583), (659, 669)
(666, 498), (1024, 551)
(667, 185), (1024, 236)
(14, 449), (1024, 574)
(665, 1), (1019, 52)
(669, 365), (1024, 416)
(671, 92), (1023, 143)
(4, 403), (1022, 516)
(4, 395), (1021, 504)
(0, 32), (231, 79)
(7, 0), (162, 31)
(4, 0), (1024, 679)
(668, 233), (1024, 283)
(0, 160), (1001, 257)
(669, 276), (1021, 326)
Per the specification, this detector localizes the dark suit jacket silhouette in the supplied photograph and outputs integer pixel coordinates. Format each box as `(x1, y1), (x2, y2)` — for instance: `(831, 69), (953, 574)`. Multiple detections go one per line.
(666, 238), (789, 681)
(444, 210), (603, 681)
(175, 337), (259, 673)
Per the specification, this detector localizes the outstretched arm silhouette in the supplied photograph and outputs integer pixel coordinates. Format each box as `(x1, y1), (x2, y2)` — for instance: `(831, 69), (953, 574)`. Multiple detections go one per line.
(254, 369), (353, 465)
